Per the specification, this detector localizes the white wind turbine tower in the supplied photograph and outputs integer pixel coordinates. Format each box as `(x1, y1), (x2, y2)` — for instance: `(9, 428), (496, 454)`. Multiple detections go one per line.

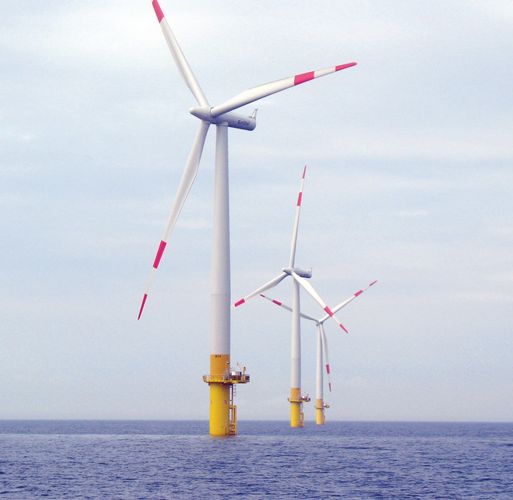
(234, 167), (351, 427)
(260, 280), (377, 425)
(138, 0), (357, 437)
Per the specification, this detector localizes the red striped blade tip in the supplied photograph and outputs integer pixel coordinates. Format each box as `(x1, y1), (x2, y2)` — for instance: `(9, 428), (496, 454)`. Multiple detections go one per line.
(234, 298), (245, 307)
(302, 165), (307, 178)
(138, 293), (148, 320)
(340, 323), (349, 334)
(369, 280), (378, 286)
(152, 0), (164, 22)
(328, 382), (332, 392)
(336, 62), (357, 71)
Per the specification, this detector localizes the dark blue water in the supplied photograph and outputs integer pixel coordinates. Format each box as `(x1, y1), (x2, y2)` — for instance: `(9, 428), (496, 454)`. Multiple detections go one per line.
(1, 421), (512, 498)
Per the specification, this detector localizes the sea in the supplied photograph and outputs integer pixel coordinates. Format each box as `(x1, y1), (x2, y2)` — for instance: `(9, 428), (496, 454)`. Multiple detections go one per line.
(0, 420), (512, 499)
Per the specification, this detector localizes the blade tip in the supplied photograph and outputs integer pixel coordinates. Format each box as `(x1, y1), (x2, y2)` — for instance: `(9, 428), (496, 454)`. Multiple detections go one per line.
(234, 298), (245, 308)
(335, 62), (357, 71)
(138, 294), (148, 320)
(152, 0), (164, 22)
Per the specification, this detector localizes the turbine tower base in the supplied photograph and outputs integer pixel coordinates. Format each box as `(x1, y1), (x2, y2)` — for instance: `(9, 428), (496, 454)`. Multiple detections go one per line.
(289, 388), (310, 428)
(203, 355), (250, 437)
(315, 399), (329, 425)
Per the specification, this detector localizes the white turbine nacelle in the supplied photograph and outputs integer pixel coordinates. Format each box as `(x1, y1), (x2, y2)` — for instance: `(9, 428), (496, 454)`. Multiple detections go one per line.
(189, 106), (257, 131)
(282, 267), (312, 279)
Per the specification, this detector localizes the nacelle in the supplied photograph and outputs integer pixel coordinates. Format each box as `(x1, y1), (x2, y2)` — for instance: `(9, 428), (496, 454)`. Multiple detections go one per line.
(282, 267), (312, 279)
(190, 106), (256, 131)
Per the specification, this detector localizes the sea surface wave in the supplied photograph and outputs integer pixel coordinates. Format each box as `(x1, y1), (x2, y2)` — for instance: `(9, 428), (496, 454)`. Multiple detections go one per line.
(1, 421), (512, 498)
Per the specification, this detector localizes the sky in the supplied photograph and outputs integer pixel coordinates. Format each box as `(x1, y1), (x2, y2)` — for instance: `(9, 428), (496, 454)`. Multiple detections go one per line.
(1, 0), (512, 422)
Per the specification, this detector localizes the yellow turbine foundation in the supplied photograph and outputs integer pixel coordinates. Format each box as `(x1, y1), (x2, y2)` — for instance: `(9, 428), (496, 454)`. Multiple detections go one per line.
(289, 387), (304, 428)
(203, 354), (249, 437)
(315, 398), (325, 425)
(208, 354), (230, 437)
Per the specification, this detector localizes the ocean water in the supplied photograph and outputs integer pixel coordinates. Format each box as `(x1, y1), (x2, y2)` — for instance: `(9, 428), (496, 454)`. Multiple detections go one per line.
(1, 421), (512, 499)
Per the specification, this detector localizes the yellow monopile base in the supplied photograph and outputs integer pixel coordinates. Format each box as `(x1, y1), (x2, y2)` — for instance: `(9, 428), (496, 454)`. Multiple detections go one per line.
(204, 354), (250, 436)
(315, 399), (325, 425)
(209, 354), (231, 437)
(210, 383), (230, 436)
(290, 387), (303, 428)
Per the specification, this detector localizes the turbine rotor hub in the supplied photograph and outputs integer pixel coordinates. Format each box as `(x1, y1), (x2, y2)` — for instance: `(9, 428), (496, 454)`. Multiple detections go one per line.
(282, 267), (312, 279)
(189, 106), (256, 131)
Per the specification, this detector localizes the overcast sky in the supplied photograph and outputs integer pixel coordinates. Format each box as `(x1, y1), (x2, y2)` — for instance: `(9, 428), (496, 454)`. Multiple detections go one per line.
(1, 0), (512, 422)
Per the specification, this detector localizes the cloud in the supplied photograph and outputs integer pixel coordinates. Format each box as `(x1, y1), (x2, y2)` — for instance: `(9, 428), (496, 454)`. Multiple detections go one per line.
(1, 0), (513, 421)
(394, 209), (430, 218)
(447, 291), (513, 305)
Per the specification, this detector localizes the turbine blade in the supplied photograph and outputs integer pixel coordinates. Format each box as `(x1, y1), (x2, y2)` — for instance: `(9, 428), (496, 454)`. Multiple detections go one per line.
(138, 121), (210, 320)
(233, 273), (287, 307)
(152, 0), (209, 107)
(260, 293), (293, 312)
(320, 324), (333, 392)
(210, 62), (357, 117)
(319, 279), (378, 324)
(259, 293), (317, 322)
(288, 166), (307, 268)
(292, 272), (349, 333)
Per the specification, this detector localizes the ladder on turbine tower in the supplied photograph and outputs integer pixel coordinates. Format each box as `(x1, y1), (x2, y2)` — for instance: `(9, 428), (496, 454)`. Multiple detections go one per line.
(228, 384), (237, 436)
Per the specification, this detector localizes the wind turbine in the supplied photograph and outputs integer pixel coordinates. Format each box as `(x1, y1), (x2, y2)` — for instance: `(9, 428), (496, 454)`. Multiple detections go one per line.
(138, 0), (357, 437)
(234, 167), (351, 427)
(260, 280), (377, 424)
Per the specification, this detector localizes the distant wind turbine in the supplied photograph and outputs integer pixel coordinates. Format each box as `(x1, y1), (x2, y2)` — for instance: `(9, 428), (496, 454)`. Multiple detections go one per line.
(260, 280), (377, 425)
(234, 167), (350, 427)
